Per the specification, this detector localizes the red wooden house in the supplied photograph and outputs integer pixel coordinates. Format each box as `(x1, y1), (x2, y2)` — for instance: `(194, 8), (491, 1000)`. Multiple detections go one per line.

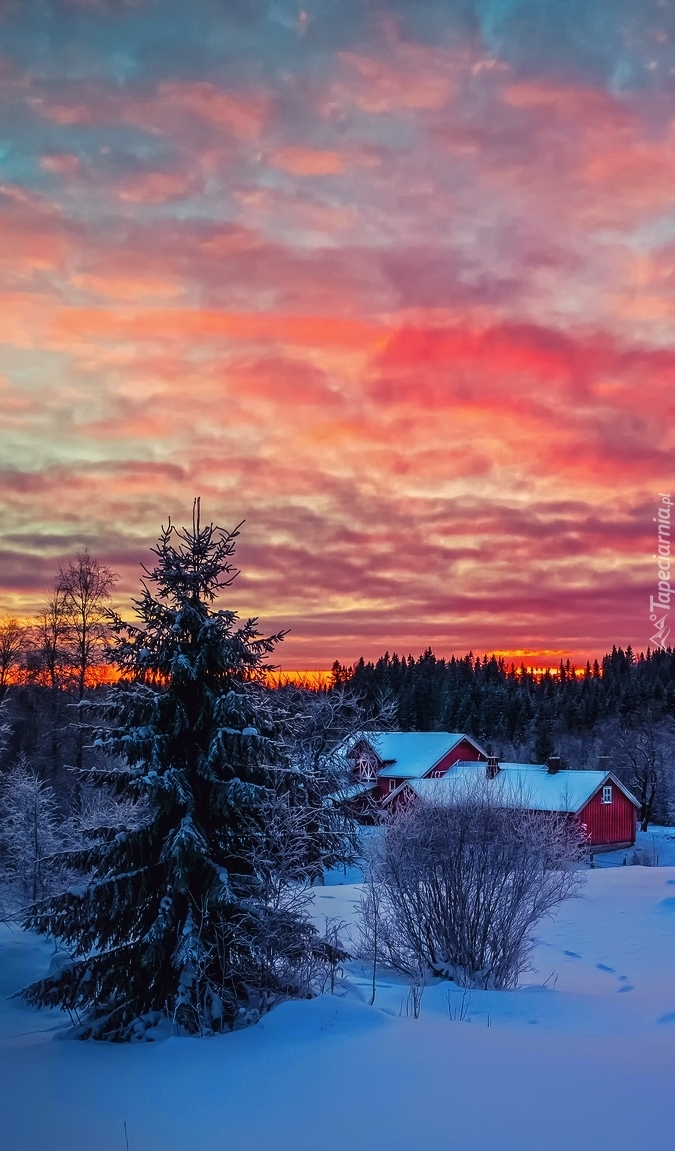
(392, 759), (639, 851)
(575, 777), (638, 849)
(345, 731), (488, 802)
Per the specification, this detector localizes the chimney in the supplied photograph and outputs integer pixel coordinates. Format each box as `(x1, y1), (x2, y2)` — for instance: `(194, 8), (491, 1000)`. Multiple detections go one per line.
(486, 755), (500, 779)
(547, 756), (561, 775)
(598, 755), (609, 774)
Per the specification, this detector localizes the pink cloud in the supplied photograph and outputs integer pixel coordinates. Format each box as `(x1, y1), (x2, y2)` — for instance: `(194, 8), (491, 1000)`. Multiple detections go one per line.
(117, 171), (194, 204)
(231, 184), (357, 239)
(40, 153), (80, 174)
(152, 81), (269, 140)
(35, 79), (270, 144)
(267, 146), (345, 176)
(40, 103), (93, 125)
(334, 47), (456, 114)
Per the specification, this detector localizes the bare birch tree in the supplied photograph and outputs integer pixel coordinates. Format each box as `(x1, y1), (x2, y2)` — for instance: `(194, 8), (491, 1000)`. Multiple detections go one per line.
(0, 616), (26, 699)
(57, 551), (117, 776)
(27, 590), (72, 777)
(614, 714), (674, 831)
(57, 551), (117, 702)
(31, 590), (70, 691)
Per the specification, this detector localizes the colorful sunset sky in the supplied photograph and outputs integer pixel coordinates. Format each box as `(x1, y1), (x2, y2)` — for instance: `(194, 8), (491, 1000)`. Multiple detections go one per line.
(1, 1), (674, 668)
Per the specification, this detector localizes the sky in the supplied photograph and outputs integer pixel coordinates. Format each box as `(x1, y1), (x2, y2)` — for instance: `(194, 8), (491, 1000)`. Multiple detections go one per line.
(0, 0), (674, 669)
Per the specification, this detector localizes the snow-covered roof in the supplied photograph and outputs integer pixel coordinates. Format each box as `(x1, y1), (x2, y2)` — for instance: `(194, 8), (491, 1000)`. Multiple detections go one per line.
(349, 731), (486, 779)
(333, 781), (378, 802)
(403, 762), (639, 813)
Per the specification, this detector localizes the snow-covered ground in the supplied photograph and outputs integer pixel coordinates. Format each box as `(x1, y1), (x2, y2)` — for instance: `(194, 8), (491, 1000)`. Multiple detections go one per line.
(322, 824), (675, 883)
(588, 823), (675, 867)
(3, 858), (675, 1150)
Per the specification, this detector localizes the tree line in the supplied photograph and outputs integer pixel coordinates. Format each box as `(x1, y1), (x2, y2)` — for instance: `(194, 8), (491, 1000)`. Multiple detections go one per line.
(0, 550), (117, 787)
(1, 550), (116, 698)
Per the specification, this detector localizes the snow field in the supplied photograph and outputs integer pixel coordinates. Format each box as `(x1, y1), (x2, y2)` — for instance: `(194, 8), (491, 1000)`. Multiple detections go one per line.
(2, 865), (675, 1151)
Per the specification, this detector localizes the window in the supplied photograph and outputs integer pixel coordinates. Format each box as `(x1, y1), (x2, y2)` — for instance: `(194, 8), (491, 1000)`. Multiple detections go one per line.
(355, 747), (379, 781)
(389, 780), (397, 792)
(602, 785), (613, 804)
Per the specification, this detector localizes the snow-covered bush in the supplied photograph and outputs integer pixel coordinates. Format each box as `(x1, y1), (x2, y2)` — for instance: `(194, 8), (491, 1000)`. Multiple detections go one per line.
(75, 784), (149, 840)
(0, 755), (71, 907)
(360, 785), (584, 990)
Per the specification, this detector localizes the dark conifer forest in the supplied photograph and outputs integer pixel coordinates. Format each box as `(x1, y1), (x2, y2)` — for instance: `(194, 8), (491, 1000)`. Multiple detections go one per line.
(334, 646), (675, 741)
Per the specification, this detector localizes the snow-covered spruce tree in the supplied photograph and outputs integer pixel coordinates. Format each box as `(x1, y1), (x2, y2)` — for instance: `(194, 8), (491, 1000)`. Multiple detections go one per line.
(22, 502), (344, 1039)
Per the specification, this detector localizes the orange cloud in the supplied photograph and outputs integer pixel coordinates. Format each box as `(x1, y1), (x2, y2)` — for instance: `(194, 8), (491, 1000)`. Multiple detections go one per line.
(70, 273), (184, 301)
(0, 373), (36, 418)
(48, 305), (384, 352)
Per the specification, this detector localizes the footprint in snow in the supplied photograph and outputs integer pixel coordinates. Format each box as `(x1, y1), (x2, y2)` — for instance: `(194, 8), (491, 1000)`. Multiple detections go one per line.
(563, 950), (582, 958)
(666, 879), (675, 886)
(596, 964), (616, 973)
(658, 1011), (675, 1024)
(616, 984), (634, 993)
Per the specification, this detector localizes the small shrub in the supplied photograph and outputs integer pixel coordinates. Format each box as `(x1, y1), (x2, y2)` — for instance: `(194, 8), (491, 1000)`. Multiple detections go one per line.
(360, 784), (584, 990)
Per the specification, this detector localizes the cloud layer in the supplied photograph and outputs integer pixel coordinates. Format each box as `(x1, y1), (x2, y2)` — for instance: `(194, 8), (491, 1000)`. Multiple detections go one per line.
(1, 1), (674, 666)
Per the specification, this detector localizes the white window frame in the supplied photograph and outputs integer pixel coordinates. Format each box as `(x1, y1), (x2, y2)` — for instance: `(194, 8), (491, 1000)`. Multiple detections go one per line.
(602, 785), (613, 804)
(355, 747), (379, 782)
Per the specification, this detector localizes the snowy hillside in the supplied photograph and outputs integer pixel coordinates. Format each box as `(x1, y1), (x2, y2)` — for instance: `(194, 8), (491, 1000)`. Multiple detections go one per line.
(3, 864), (675, 1151)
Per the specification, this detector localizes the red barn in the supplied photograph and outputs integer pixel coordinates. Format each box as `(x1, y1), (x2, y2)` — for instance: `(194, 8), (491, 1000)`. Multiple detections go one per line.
(393, 760), (639, 851)
(345, 731), (487, 802)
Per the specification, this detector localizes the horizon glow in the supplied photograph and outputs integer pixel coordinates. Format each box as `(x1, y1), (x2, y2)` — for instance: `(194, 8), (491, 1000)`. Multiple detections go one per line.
(1, 1), (674, 669)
